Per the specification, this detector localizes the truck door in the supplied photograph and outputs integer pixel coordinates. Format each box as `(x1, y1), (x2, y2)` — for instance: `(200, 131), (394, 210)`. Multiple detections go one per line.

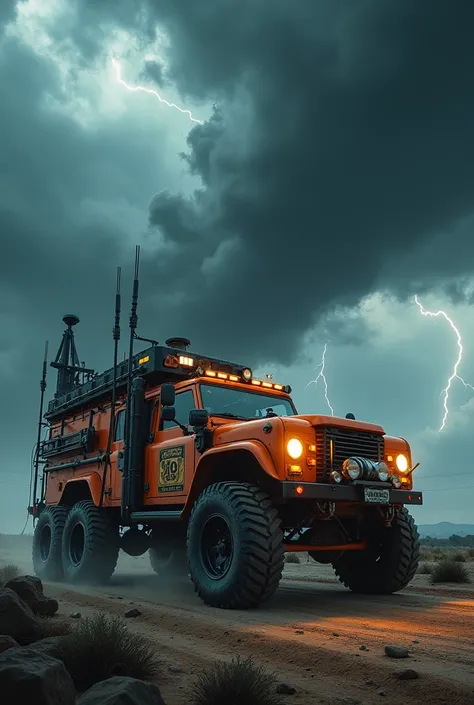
(145, 387), (199, 503)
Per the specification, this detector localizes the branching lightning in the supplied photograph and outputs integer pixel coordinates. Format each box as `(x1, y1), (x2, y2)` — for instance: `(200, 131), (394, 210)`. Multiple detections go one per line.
(414, 295), (474, 431)
(306, 343), (334, 415)
(112, 59), (204, 124)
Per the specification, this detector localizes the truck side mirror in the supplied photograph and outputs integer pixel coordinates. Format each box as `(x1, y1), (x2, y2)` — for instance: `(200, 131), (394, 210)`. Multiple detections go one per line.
(189, 409), (209, 428)
(161, 406), (176, 422)
(161, 383), (176, 407)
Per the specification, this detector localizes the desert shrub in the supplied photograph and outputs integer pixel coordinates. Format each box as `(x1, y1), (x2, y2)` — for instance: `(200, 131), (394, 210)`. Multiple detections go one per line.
(36, 616), (72, 639)
(453, 552), (467, 562)
(417, 563), (432, 575)
(420, 548), (434, 561)
(0, 563), (21, 586)
(60, 613), (159, 692)
(285, 553), (300, 564)
(190, 656), (279, 705)
(467, 548), (474, 560)
(430, 561), (471, 584)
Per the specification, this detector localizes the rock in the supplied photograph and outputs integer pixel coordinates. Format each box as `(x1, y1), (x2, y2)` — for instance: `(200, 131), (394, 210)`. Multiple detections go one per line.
(124, 608), (141, 618)
(0, 647), (75, 704)
(332, 632), (340, 637)
(77, 676), (166, 704)
(385, 646), (409, 659)
(295, 629), (304, 634)
(28, 636), (65, 661)
(378, 690), (386, 697)
(70, 612), (81, 619)
(412, 639), (419, 644)
(395, 669), (419, 681)
(365, 680), (375, 686)
(359, 645), (368, 651)
(276, 683), (296, 695)
(0, 588), (39, 644)
(4, 576), (58, 617)
(168, 664), (183, 673)
(0, 635), (18, 654)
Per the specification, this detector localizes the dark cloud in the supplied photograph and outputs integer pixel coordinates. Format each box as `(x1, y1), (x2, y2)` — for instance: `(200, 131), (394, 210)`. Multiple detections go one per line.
(140, 59), (166, 87)
(70, 0), (474, 363)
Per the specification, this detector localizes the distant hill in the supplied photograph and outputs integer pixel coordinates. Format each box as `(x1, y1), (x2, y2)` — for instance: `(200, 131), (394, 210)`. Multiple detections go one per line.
(418, 522), (474, 538)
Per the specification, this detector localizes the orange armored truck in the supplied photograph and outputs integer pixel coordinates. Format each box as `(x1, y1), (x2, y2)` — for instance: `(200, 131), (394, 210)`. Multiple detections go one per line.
(30, 250), (422, 609)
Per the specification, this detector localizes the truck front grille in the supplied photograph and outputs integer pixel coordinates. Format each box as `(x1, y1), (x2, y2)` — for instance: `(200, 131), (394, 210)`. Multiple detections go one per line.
(314, 426), (383, 476)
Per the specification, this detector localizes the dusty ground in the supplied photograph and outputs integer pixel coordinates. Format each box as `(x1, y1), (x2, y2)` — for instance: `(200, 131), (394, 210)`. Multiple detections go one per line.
(1, 536), (474, 705)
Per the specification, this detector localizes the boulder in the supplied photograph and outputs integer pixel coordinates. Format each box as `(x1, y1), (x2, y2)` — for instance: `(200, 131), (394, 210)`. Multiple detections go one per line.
(4, 576), (58, 617)
(28, 636), (65, 661)
(77, 676), (166, 705)
(0, 647), (75, 705)
(0, 635), (18, 654)
(0, 588), (38, 644)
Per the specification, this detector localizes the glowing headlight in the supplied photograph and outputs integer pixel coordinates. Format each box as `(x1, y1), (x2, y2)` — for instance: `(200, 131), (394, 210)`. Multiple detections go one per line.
(342, 457), (362, 480)
(376, 461), (390, 482)
(287, 438), (303, 459)
(396, 454), (409, 473)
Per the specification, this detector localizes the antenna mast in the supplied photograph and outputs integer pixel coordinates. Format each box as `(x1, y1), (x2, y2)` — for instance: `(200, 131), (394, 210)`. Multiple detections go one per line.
(31, 340), (48, 519)
(100, 266), (122, 506)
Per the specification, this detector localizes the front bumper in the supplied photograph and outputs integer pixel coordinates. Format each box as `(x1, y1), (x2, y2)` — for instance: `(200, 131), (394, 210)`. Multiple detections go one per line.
(282, 481), (422, 505)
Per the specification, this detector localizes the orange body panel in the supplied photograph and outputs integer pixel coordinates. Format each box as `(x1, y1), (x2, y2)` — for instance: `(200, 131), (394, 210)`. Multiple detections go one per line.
(43, 377), (414, 511)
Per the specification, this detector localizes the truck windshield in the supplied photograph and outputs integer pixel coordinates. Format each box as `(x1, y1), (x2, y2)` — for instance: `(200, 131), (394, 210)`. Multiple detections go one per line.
(199, 384), (296, 419)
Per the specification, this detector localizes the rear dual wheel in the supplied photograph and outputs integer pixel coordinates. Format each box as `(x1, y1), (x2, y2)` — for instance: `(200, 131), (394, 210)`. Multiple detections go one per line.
(32, 501), (119, 585)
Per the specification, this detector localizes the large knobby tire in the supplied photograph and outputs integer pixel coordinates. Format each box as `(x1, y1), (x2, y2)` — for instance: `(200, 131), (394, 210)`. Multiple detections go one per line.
(149, 546), (189, 576)
(187, 482), (284, 609)
(61, 501), (119, 584)
(32, 505), (70, 581)
(333, 507), (420, 594)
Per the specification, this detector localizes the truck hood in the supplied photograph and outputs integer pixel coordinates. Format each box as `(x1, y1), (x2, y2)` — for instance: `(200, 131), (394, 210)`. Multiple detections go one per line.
(287, 414), (385, 435)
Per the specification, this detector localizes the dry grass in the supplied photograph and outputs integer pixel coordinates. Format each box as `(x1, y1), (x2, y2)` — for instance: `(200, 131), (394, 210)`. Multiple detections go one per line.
(284, 552), (300, 564)
(190, 656), (279, 705)
(36, 616), (72, 639)
(0, 563), (21, 586)
(430, 560), (471, 584)
(452, 551), (467, 562)
(417, 562), (432, 575)
(60, 613), (160, 692)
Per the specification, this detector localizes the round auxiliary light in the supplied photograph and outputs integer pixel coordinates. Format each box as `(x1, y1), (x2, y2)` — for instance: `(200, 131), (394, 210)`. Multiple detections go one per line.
(342, 457), (362, 481)
(396, 453), (409, 472)
(330, 470), (343, 484)
(377, 461), (390, 482)
(391, 475), (402, 489)
(287, 438), (303, 460)
(242, 368), (252, 381)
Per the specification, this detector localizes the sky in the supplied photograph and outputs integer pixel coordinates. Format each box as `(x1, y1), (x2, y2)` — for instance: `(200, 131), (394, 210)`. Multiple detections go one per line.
(1, 0), (474, 532)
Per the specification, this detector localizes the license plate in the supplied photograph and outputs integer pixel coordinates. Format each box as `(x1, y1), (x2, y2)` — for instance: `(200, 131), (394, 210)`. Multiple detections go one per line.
(364, 487), (390, 504)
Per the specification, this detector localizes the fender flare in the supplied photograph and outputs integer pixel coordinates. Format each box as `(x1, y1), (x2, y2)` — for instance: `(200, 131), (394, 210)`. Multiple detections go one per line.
(184, 440), (279, 516)
(59, 473), (102, 506)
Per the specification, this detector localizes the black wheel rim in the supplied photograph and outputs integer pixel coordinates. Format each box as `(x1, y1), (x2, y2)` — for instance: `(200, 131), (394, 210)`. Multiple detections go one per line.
(69, 522), (85, 566)
(39, 524), (52, 562)
(200, 513), (233, 580)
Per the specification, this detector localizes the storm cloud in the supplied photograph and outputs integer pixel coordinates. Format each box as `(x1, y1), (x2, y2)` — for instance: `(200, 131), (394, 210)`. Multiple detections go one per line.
(63, 0), (474, 363)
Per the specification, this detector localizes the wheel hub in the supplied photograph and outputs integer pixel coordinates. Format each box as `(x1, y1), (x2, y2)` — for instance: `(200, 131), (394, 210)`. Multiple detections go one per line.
(200, 514), (233, 579)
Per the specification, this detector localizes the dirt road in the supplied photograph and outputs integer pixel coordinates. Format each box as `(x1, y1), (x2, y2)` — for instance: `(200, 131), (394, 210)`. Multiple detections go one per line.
(2, 539), (474, 704)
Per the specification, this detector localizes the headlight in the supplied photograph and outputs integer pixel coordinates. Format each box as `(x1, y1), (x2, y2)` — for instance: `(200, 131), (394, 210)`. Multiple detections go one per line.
(287, 438), (303, 459)
(342, 457), (362, 480)
(376, 461), (390, 482)
(242, 368), (252, 381)
(396, 454), (409, 472)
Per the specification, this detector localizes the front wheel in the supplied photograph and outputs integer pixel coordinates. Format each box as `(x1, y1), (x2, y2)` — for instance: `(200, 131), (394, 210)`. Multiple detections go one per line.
(61, 501), (119, 584)
(333, 507), (420, 594)
(187, 482), (284, 609)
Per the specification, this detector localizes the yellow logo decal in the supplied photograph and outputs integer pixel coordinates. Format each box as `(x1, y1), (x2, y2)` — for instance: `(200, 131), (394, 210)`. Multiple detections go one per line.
(158, 445), (185, 493)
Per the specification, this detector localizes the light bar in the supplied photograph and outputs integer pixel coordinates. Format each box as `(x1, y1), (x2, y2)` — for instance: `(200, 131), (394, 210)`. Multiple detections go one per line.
(179, 355), (194, 367)
(138, 355), (150, 365)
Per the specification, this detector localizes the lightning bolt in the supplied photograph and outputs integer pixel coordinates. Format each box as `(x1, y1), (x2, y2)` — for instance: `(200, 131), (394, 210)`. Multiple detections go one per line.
(306, 343), (334, 415)
(112, 59), (204, 124)
(414, 295), (474, 430)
